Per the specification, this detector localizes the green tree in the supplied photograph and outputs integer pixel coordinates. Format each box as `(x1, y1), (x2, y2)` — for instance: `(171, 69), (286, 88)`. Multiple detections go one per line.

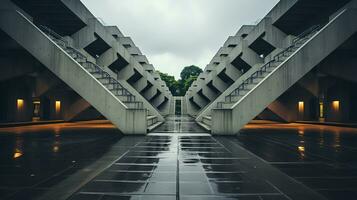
(183, 75), (198, 93)
(158, 71), (179, 95)
(177, 79), (185, 96)
(158, 65), (203, 96)
(180, 65), (203, 81)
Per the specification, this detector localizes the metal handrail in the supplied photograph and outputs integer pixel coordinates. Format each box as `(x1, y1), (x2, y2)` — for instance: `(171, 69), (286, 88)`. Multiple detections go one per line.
(292, 24), (321, 44)
(38, 25), (143, 108)
(85, 62), (134, 97)
(274, 25), (321, 63)
(38, 25), (68, 46)
(218, 24), (322, 108)
(67, 46), (88, 61)
(38, 25), (88, 61)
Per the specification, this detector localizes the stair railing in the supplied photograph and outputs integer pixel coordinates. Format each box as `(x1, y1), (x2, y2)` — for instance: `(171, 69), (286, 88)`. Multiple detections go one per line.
(38, 25), (143, 109)
(38, 25), (68, 47)
(217, 24), (322, 108)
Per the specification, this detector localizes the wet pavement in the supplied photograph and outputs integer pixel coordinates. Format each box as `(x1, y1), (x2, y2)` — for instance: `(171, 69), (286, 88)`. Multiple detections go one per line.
(238, 121), (357, 200)
(153, 115), (206, 133)
(0, 121), (123, 200)
(0, 117), (356, 199)
(66, 116), (323, 200)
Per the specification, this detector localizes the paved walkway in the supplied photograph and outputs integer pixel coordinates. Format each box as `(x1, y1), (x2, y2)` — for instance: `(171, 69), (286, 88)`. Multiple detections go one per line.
(238, 122), (357, 200)
(4, 117), (357, 199)
(62, 116), (324, 200)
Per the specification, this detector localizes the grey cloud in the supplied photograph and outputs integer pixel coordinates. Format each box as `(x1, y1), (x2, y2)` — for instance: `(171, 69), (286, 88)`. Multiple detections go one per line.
(81, 0), (279, 78)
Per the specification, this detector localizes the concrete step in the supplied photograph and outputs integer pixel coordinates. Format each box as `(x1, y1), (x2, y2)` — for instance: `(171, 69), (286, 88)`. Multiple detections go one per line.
(147, 115), (158, 126)
(123, 101), (144, 109)
(147, 121), (164, 132)
(202, 115), (212, 126)
(97, 77), (115, 84)
(91, 72), (105, 79)
(262, 66), (275, 73)
(116, 95), (136, 102)
(251, 77), (264, 84)
(225, 94), (244, 103)
(197, 121), (211, 131)
(82, 64), (100, 73)
(110, 88), (130, 96)
(104, 83), (124, 90)
(216, 102), (235, 109)
(67, 53), (87, 63)
(228, 89), (250, 99)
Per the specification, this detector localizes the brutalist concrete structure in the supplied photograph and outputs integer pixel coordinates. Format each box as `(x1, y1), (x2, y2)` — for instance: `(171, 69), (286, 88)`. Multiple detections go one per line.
(0, 0), (173, 134)
(186, 0), (357, 134)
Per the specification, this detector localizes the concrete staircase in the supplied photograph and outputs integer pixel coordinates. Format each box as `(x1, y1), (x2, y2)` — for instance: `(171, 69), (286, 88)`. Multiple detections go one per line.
(43, 30), (164, 132)
(0, 9), (163, 134)
(199, 8), (357, 134)
(197, 115), (212, 131)
(147, 115), (163, 131)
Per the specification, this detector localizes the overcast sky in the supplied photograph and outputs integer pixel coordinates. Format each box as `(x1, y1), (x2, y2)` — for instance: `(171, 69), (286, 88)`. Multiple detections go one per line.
(81, 0), (279, 79)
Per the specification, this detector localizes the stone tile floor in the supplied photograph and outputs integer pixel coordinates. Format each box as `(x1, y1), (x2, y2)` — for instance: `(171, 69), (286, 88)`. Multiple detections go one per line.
(1, 116), (356, 199)
(69, 134), (291, 200)
(67, 116), (323, 200)
(0, 121), (124, 200)
(237, 122), (357, 200)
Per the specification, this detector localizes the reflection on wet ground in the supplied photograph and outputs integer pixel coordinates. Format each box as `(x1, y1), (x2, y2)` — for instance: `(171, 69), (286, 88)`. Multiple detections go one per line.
(0, 120), (123, 200)
(68, 116), (324, 200)
(70, 137), (288, 199)
(238, 121), (357, 200)
(153, 115), (206, 133)
(1, 117), (356, 200)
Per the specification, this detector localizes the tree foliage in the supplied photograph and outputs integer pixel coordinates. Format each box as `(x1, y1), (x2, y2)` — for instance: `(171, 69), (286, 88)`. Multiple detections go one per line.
(158, 72), (179, 95)
(183, 75), (198, 93)
(159, 65), (202, 96)
(180, 65), (203, 81)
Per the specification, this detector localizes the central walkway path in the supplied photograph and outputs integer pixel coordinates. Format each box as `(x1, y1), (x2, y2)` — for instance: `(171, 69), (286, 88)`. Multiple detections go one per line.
(64, 116), (324, 200)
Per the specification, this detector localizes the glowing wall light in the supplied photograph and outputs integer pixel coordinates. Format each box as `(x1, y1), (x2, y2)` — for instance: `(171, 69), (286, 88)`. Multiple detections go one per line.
(55, 101), (61, 113)
(17, 99), (24, 110)
(319, 102), (324, 118)
(298, 101), (304, 113)
(332, 100), (340, 112)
